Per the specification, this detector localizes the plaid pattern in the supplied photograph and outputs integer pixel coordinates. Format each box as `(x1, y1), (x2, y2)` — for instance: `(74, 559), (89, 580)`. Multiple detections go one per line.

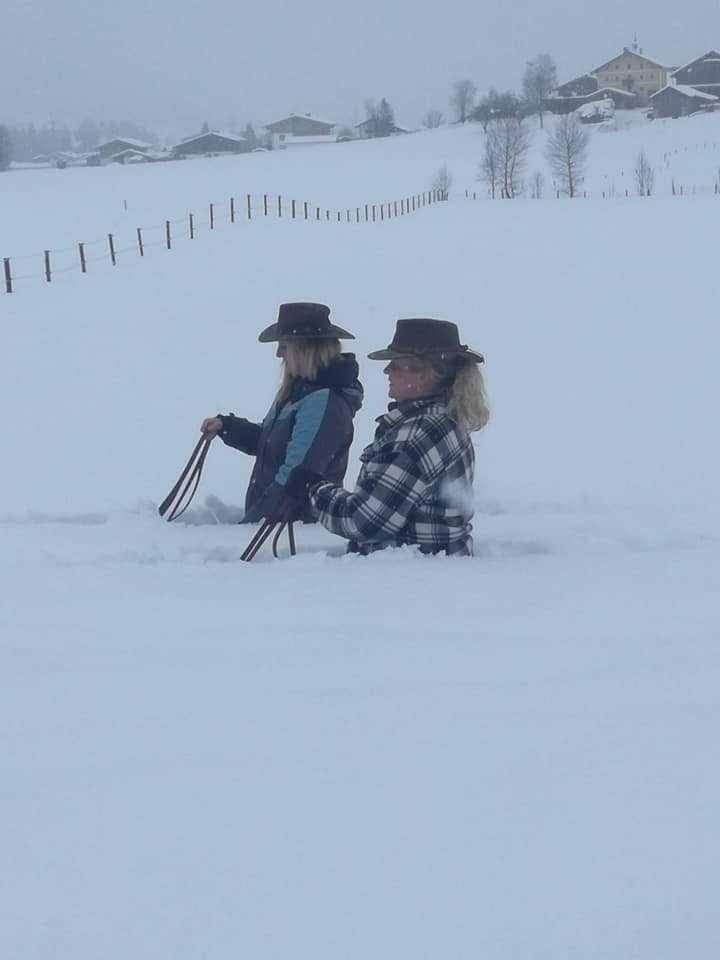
(311, 396), (475, 555)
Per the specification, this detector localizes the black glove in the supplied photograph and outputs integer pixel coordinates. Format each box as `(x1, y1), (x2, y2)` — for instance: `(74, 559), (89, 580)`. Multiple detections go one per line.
(262, 467), (324, 523)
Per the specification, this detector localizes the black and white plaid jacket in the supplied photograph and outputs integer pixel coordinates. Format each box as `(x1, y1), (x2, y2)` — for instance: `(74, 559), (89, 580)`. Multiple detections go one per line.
(310, 396), (475, 556)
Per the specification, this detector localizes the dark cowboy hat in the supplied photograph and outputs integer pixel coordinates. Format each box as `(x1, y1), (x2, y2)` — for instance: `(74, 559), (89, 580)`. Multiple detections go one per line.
(367, 318), (484, 363)
(258, 302), (355, 342)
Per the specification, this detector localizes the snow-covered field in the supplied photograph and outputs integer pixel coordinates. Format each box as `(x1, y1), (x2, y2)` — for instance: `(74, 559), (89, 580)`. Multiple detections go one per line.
(2, 115), (720, 959)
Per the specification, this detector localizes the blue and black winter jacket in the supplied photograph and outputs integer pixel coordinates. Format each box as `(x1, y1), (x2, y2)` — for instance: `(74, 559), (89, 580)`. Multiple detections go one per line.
(219, 353), (363, 522)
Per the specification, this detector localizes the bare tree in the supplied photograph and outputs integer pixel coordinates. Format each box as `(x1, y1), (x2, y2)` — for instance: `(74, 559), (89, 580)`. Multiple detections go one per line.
(422, 109), (444, 129)
(546, 114), (589, 198)
(450, 79), (478, 124)
(493, 117), (532, 198)
(0, 125), (12, 171)
(634, 148), (655, 196)
(522, 54), (557, 129)
(530, 171), (545, 199)
(479, 127), (500, 198)
(431, 163), (453, 199)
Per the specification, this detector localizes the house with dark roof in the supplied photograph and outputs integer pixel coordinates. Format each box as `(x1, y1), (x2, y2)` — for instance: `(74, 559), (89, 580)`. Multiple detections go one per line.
(263, 114), (338, 149)
(94, 138), (152, 159)
(172, 132), (250, 158)
(649, 83), (718, 118)
(671, 50), (720, 98)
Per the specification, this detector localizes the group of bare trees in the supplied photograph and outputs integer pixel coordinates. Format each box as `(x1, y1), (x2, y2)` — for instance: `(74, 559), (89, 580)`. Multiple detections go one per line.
(478, 113), (591, 199)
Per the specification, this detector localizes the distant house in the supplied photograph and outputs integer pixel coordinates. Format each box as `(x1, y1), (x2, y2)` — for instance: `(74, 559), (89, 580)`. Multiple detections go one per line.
(263, 113), (337, 149)
(94, 138), (152, 160)
(172, 132), (250, 157)
(649, 83), (719, 118)
(671, 50), (720, 98)
(354, 118), (408, 138)
(547, 86), (638, 114)
(592, 47), (669, 101)
(556, 74), (599, 99)
(549, 43), (668, 113)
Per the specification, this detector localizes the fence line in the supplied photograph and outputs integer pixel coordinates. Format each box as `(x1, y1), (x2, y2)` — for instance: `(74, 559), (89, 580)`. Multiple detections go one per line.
(2, 187), (444, 294)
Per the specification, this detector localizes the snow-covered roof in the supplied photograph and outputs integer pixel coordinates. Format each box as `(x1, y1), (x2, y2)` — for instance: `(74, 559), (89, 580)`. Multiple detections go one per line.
(650, 83), (719, 101)
(265, 114), (337, 129)
(95, 137), (152, 150)
(177, 131), (248, 146)
(671, 50), (720, 76)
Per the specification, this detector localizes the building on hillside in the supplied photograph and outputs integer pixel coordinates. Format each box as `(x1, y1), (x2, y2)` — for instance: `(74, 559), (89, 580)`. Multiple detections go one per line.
(547, 86), (638, 114)
(671, 50), (720, 98)
(172, 132), (250, 157)
(107, 149), (165, 164)
(354, 118), (408, 138)
(649, 83), (719, 118)
(263, 113), (337, 148)
(94, 138), (152, 159)
(556, 74), (599, 99)
(592, 46), (669, 101)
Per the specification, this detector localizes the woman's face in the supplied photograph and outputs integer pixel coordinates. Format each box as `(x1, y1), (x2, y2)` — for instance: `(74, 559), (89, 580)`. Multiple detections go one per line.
(384, 357), (440, 401)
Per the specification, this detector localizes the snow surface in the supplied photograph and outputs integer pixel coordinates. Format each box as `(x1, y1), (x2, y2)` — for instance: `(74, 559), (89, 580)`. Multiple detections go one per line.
(2, 117), (720, 959)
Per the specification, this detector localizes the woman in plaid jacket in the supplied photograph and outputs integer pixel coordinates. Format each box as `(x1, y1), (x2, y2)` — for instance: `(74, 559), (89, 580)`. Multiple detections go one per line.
(278, 318), (489, 556)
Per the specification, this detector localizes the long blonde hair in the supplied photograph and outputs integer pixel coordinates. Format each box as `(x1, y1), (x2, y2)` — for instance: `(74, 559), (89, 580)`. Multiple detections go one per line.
(444, 358), (490, 433)
(278, 339), (342, 402)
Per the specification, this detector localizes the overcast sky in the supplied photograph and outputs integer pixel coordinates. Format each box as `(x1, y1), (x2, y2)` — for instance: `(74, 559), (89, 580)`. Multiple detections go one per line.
(3, 0), (719, 136)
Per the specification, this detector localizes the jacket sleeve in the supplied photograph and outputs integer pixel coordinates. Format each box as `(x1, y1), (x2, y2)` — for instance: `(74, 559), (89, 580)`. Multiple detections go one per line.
(219, 415), (262, 455)
(309, 423), (449, 542)
(274, 388), (353, 486)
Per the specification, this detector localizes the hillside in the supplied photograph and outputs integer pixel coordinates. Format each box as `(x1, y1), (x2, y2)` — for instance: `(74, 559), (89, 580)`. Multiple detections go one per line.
(2, 112), (720, 960)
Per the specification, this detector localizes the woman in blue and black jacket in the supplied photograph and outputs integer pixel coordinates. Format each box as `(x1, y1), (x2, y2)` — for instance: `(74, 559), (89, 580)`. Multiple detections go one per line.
(201, 303), (363, 523)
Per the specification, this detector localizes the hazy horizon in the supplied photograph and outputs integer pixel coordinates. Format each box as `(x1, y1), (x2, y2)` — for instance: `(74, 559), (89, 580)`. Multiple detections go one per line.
(3, 0), (719, 136)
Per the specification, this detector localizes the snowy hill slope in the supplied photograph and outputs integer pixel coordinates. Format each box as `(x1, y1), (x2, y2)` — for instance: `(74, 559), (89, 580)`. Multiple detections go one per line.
(2, 117), (720, 960)
(2, 111), (719, 258)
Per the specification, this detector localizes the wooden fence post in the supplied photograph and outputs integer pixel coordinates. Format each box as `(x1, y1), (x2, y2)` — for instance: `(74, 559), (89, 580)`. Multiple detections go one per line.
(44, 250), (52, 282)
(316, 207), (321, 220)
(230, 197), (235, 223)
(304, 201), (308, 220)
(209, 203), (215, 229)
(365, 204), (369, 222)
(263, 194), (268, 216)
(78, 243), (87, 273)
(189, 213), (195, 239)
(166, 221), (172, 249)
(136, 229), (144, 257)
(356, 207), (360, 222)
(247, 194), (252, 219)
(4, 258), (12, 293)
(372, 204), (376, 221)
(380, 204), (384, 221)
(292, 199), (296, 219)
(394, 200), (398, 216)
(278, 196), (282, 217)
(108, 235), (116, 266)
(337, 211), (341, 222)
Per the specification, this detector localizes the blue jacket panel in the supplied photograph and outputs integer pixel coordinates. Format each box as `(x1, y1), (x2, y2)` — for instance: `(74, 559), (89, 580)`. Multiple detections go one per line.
(220, 353), (363, 522)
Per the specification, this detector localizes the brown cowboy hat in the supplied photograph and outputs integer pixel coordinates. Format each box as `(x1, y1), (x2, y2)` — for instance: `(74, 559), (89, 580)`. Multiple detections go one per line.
(258, 302), (355, 342)
(368, 318), (484, 363)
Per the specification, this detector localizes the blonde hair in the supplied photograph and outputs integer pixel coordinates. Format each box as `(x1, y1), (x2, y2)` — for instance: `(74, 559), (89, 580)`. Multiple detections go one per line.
(445, 358), (490, 433)
(278, 339), (342, 402)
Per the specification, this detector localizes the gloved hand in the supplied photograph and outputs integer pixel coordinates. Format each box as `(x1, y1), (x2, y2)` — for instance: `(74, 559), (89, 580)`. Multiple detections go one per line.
(261, 467), (324, 523)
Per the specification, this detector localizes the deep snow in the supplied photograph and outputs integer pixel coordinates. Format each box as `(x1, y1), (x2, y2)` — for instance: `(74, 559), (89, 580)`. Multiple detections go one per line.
(2, 116), (720, 960)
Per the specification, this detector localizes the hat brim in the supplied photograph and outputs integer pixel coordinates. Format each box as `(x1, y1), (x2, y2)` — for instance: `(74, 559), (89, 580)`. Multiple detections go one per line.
(368, 347), (484, 363)
(258, 323), (355, 343)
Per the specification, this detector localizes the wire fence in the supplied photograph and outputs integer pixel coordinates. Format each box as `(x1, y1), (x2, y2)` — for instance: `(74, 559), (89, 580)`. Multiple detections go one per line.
(2, 188), (444, 294)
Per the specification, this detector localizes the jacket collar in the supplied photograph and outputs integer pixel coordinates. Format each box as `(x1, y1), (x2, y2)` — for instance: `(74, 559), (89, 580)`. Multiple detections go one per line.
(375, 394), (447, 429)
